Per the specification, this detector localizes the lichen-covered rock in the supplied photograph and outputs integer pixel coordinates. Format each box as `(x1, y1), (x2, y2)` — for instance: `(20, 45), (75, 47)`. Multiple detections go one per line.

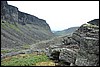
(72, 19), (99, 66)
(59, 48), (78, 63)
(75, 58), (89, 66)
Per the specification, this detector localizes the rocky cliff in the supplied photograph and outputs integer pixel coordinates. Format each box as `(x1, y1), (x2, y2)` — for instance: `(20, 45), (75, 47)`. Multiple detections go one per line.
(1, 1), (53, 49)
(47, 19), (99, 66)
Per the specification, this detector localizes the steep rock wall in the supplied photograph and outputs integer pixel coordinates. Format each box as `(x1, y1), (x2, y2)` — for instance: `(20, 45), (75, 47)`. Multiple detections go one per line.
(1, 1), (53, 49)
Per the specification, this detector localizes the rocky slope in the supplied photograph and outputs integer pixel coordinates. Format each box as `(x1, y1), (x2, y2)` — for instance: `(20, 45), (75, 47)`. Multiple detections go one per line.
(47, 19), (99, 66)
(1, 1), (53, 49)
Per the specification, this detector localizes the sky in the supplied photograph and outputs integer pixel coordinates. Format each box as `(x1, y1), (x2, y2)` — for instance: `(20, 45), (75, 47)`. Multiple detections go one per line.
(7, 1), (99, 31)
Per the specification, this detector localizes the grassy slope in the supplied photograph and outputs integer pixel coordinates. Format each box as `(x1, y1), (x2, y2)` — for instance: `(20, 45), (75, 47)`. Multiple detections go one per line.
(1, 20), (53, 49)
(1, 53), (55, 66)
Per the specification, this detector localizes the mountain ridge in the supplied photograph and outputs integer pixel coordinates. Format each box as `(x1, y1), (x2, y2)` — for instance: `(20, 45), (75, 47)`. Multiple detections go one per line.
(1, 1), (53, 49)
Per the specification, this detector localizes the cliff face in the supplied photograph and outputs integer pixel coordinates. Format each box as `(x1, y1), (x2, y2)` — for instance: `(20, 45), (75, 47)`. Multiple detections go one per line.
(1, 1), (53, 49)
(1, 1), (51, 30)
(47, 19), (99, 66)
(1, 1), (18, 23)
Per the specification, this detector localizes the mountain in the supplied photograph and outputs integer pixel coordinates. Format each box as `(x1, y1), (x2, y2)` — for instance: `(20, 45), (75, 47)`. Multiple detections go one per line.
(1, 1), (99, 66)
(47, 19), (99, 66)
(1, 1), (53, 49)
(53, 27), (79, 36)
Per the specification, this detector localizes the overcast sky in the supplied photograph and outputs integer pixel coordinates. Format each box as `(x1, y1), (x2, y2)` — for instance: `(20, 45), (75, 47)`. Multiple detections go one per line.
(7, 1), (99, 31)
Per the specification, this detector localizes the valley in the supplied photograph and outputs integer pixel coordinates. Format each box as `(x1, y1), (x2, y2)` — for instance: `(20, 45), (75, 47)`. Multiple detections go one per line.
(1, 1), (99, 66)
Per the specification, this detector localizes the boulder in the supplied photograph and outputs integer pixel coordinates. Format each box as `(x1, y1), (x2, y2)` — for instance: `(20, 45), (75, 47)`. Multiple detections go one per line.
(47, 19), (99, 66)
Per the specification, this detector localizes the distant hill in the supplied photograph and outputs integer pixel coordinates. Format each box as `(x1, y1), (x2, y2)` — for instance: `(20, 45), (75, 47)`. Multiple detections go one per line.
(53, 27), (79, 36)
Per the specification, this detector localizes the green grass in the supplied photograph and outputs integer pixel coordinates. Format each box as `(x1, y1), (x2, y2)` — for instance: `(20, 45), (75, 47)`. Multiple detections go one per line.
(1, 54), (51, 66)
(1, 50), (11, 54)
(1, 49), (20, 54)
(1, 20), (7, 29)
(11, 49), (20, 52)
(21, 44), (31, 49)
(1, 20), (23, 34)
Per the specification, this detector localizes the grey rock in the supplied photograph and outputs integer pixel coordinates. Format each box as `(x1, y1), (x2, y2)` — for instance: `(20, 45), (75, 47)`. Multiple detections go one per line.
(1, 1), (53, 49)
(87, 19), (99, 26)
(59, 48), (78, 63)
(47, 19), (99, 66)
(75, 58), (89, 66)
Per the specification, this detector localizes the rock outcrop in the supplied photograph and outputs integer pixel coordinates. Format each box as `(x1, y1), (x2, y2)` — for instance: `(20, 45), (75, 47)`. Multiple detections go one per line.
(1, 1), (53, 49)
(47, 19), (99, 66)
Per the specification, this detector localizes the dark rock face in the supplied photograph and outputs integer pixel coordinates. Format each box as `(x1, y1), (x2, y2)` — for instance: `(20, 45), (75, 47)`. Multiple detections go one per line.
(47, 19), (99, 66)
(18, 11), (50, 30)
(1, 1), (53, 49)
(87, 19), (99, 26)
(1, 1), (51, 30)
(1, 1), (18, 24)
(72, 21), (99, 66)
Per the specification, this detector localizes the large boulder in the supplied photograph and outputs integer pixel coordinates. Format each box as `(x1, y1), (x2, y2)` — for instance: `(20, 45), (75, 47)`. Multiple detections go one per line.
(47, 19), (99, 66)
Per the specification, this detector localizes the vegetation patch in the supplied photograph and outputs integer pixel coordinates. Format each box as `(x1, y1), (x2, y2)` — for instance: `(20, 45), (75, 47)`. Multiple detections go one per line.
(35, 61), (56, 66)
(1, 20), (7, 29)
(1, 20), (23, 34)
(1, 50), (11, 54)
(11, 49), (20, 52)
(21, 44), (31, 49)
(1, 49), (20, 54)
(1, 54), (52, 66)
